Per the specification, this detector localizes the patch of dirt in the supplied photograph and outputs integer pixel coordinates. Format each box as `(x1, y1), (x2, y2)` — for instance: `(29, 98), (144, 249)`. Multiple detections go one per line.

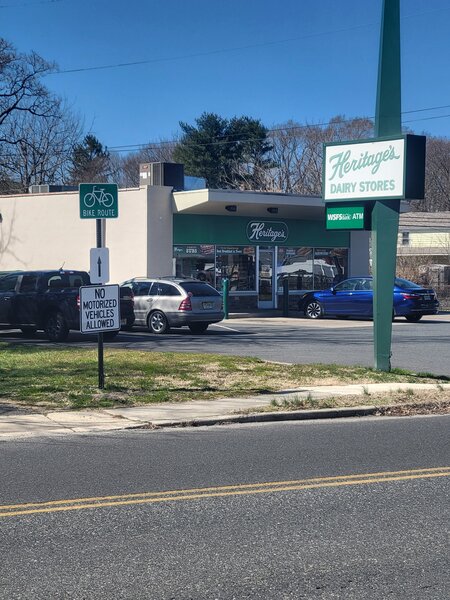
(374, 399), (450, 416)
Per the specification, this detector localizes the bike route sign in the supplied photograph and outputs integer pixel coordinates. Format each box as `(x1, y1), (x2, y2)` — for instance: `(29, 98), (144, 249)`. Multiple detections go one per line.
(79, 183), (118, 219)
(79, 285), (120, 333)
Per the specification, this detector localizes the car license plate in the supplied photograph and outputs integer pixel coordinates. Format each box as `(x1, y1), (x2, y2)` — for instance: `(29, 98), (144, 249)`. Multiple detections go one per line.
(423, 295), (431, 301)
(202, 302), (213, 309)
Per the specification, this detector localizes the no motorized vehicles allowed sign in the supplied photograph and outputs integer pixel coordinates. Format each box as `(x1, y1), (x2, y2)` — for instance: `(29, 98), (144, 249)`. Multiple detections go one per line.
(80, 285), (120, 333)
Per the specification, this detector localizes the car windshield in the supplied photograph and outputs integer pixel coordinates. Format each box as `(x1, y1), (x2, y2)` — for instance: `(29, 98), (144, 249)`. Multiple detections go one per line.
(394, 277), (423, 290)
(179, 281), (220, 297)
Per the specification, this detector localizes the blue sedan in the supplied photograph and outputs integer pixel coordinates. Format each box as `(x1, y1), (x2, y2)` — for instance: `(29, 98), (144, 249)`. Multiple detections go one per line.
(299, 277), (439, 322)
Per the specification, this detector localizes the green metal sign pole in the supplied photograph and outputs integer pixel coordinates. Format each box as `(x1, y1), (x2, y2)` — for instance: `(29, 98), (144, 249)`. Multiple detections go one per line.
(372, 0), (401, 371)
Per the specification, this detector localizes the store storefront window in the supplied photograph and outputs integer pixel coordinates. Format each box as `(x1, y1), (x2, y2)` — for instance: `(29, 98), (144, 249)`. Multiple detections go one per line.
(173, 245), (216, 284)
(313, 248), (348, 288)
(216, 246), (256, 292)
(277, 247), (313, 291)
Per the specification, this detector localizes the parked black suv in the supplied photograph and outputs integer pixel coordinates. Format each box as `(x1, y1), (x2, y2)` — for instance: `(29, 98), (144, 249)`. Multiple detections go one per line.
(0, 270), (134, 341)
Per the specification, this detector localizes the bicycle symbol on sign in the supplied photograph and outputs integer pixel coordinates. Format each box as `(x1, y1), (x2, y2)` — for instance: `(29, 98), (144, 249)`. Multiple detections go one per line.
(83, 186), (114, 208)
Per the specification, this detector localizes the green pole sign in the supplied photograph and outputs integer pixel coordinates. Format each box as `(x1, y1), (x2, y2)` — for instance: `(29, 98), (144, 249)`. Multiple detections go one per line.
(371, 0), (402, 372)
(79, 183), (118, 219)
(326, 206), (365, 230)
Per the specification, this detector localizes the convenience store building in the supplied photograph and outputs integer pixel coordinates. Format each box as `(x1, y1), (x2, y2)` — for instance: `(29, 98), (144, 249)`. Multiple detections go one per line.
(0, 163), (370, 312)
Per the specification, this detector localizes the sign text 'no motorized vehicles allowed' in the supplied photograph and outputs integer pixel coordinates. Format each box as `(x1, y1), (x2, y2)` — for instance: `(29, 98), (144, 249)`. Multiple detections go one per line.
(80, 285), (120, 333)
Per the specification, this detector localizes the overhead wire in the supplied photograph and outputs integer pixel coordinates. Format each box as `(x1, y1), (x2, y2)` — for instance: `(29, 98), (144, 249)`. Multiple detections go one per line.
(105, 106), (450, 154)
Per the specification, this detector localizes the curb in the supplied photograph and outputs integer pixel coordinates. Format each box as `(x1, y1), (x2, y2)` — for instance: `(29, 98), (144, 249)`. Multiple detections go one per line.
(135, 399), (450, 430)
(138, 405), (379, 429)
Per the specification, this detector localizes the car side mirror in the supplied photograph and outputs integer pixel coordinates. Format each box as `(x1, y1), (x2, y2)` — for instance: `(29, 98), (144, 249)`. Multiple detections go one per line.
(330, 287), (336, 294)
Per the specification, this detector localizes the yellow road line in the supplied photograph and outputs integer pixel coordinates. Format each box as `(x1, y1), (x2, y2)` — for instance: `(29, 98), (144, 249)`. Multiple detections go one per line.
(1, 466), (448, 510)
(1, 467), (448, 518)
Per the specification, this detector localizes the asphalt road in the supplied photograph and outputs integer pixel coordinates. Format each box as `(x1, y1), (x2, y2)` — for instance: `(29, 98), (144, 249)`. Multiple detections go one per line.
(1, 314), (450, 376)
(1, 415), (449, 599)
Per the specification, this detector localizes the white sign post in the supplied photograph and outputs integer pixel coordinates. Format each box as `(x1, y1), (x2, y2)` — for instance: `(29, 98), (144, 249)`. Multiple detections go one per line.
(80, 285), (120, 334)
(90, 247), (110, 284)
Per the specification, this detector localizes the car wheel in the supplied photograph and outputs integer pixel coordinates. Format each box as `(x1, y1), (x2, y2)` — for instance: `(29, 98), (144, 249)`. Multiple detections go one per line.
(20, 326), (37, 336)
(188, 323), (209, 334)
(405, 314), (422, 322)
(44, 312), (69, 342)
(148, 310), (169, 334)
(305, 301), (323, 319)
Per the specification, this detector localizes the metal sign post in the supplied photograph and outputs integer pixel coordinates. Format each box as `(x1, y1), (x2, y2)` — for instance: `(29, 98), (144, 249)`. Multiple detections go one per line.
(79, 183), (119, 389)
(96, 219), (104, 389)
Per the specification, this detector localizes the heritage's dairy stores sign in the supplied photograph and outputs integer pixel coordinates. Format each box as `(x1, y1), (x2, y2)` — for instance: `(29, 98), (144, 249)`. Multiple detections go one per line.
(246, 221), (288, 243)
(324, 137), (406, 202)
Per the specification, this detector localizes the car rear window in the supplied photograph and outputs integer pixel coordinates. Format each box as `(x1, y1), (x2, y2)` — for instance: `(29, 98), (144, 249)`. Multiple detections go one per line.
(179, 282), (220, 297)
(43, 272), (90, 289)
(394, 277), (422, 290)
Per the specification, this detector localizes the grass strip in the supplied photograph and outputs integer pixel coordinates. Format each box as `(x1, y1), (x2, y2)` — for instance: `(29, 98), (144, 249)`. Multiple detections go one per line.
(0, 342), (448, 410)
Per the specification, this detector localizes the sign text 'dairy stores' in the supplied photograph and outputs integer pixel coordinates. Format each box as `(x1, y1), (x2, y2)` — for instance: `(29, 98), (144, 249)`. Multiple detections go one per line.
(324, 137), (405, 201)
(323, 134), (425, 203)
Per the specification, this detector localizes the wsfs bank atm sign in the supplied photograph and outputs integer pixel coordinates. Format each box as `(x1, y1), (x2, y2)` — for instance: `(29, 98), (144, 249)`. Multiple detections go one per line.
(323, 135), (425, 203)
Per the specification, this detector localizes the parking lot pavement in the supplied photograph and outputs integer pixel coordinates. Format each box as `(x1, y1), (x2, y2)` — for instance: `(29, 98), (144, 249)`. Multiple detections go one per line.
(1, 313), (450, 376)
(225, 312), (450, 327)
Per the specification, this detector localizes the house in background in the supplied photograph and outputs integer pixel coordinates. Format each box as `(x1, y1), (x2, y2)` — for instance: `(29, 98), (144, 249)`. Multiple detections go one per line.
(397, 211), (450, 303)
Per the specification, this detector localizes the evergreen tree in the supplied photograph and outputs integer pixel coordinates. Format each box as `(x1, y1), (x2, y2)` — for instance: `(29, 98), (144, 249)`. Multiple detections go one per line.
(173, 112), (272, 189)
(69, 134), (110, 183)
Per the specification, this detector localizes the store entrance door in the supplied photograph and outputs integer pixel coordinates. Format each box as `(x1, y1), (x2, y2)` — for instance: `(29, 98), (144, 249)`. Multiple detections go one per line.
(258, 247), (275, 309)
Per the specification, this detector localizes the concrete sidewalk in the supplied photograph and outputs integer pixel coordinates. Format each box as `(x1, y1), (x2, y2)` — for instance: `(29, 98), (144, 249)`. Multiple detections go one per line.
(1, 382), (448, 439)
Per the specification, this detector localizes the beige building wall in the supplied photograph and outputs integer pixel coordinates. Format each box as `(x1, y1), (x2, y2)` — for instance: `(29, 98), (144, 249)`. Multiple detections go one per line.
(145, 185), (174, 278)
(0, 186), (171, 283)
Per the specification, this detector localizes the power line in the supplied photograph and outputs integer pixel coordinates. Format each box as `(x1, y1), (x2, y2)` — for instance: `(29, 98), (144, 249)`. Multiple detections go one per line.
(50, 22), (377, 75)
(0, 0), (62, 8)
(106, 107), (450, 154)
(41, 6), (450, 76)
(1, 106), (449, 159)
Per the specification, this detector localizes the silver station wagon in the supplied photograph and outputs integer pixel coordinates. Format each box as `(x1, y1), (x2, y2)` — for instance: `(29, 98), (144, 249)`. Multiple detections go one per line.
(121, 277), (224, 334)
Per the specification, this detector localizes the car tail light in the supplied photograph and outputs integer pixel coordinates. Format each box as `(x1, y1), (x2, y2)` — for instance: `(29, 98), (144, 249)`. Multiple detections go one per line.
(76, 294), (80, 308)
(178, 296), (192, 311)
(401, 293), (420, 299)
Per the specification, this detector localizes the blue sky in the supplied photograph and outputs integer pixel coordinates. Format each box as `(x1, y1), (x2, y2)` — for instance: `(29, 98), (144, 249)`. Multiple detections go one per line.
(2, 0), (450, 153)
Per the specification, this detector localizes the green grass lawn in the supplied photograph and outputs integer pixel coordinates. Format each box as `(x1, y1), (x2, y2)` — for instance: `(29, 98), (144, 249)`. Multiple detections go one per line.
(0, 342), (448, 410)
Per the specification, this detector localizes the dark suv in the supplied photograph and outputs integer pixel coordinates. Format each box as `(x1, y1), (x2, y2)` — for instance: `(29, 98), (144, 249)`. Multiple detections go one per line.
(121, 277), (224, 334)
(0, 270), (134, 341)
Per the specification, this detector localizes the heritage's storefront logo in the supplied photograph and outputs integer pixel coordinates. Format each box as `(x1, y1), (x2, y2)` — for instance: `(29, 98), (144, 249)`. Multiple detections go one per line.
(246, 221), (288, 243)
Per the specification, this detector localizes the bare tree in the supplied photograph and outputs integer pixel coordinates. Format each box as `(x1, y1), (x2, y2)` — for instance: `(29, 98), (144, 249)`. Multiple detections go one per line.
(265, 116), (373, 196)
(413, 136), (450, 212)
(0, 38), (56, 144)
(0, 100), (82, 192)
(114, 140), (177, 188)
